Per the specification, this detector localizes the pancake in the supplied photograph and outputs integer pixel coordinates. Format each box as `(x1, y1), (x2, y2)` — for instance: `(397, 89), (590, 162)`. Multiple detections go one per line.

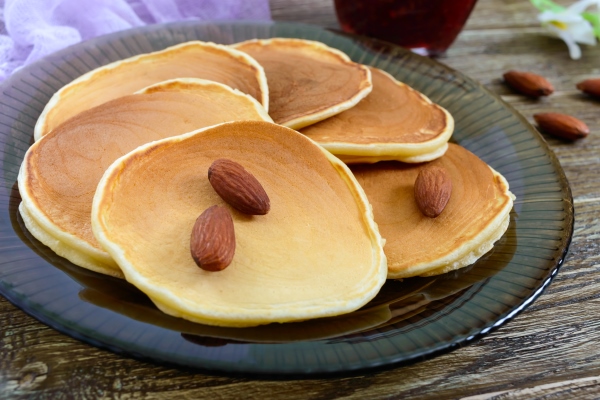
(19, 81), (272, 278)
(351, 143), (515, 279)
(135, 77), (243, 96)
(34, 41), (269, 141)
(301, 67), (454, 163)
(233, 38), (372, 129)
(91, 120), (387, 327)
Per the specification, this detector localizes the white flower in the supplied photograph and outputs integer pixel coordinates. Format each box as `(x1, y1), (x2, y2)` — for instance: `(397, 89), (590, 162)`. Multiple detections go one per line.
(537, 0), (600, 59)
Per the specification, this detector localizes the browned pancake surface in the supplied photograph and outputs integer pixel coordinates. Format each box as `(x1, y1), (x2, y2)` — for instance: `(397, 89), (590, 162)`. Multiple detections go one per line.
(234, 39), (371, 126)
(40, 43), (265, 136)
(302, 67), (449, 144)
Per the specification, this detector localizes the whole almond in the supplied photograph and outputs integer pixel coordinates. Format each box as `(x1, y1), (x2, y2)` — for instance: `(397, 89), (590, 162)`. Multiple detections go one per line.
(576, 78), (600, 99)
(208, 159), (270, 215)
(414, 165), (452, 218)
(190, 205), (235, 271)
(533, 112), (589, 141)
(503, 70), (554, 98)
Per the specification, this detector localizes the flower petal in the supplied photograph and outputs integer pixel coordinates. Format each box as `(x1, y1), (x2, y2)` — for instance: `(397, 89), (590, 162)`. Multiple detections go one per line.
(538, 10), (585, 24)
(549, 26), (583, 58)
(568, 19), (597, 44)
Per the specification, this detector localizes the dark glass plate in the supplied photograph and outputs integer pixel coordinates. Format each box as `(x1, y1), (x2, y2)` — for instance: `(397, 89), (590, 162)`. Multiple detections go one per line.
(0, 21), (573, 375)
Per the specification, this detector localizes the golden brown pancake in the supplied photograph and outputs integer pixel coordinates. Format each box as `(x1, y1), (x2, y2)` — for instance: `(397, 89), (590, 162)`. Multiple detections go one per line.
(91, 121), (387, 327)
(351, 143), (514, 278)
(233, 38), (372, 129)
(19, 82), (272, 277)
(34, 41), (269, 141)
(301, 67), (453, 163)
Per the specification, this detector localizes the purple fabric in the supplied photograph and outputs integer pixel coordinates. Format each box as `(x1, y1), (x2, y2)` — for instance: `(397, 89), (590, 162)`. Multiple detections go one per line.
(0, 0), (271, 81)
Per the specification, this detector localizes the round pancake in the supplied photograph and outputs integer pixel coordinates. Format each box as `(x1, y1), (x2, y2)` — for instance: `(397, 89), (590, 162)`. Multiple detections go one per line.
(233, 38), (372, 129)
(19, 80), (272, 278)
(301, 67), (454, 163)
(34, 41), (269, 141)
(91, 120), (387, 327)
(351, 143), (514, 279)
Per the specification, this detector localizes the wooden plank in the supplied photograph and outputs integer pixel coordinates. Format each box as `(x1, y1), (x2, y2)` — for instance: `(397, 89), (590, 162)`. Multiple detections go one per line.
(462, 376), (600, 400)
(269, 0), (338, 28)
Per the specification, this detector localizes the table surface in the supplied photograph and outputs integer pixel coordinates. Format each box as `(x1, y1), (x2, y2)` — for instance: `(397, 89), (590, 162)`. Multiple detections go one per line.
(2, 0), (600, 398)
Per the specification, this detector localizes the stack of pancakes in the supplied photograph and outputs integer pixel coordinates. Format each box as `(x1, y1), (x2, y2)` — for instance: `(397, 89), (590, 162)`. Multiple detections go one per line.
(18, 38), (514, 327)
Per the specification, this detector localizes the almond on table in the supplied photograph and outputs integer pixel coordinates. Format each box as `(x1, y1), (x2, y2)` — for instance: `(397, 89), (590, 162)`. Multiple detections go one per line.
(533, 112), (590, 141)
(576, 78), (600, 99)
(503, 70), (554, 98)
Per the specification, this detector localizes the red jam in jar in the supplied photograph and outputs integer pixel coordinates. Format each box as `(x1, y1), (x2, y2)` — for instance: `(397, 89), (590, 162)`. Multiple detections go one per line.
(334, 0), (478, 56)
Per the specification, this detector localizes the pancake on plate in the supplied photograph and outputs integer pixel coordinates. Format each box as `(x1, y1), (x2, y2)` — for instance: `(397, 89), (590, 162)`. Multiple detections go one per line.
(232, 38), (372, 129)
(91, 120), (387, 327)
(301, 67), (454, 164)
(19, 79), (272, 278)
(351, 143), (515, 279)
(34, 41), (269, 141)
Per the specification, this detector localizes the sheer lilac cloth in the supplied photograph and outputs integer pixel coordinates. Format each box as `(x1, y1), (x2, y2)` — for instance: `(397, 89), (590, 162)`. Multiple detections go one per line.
(0, 0), (271, 80)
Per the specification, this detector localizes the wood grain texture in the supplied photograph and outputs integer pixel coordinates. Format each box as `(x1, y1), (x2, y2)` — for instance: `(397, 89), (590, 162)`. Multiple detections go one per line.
(270, 0), (338, 28)
(2, 0), (600, 398)
(462, 376), (600, 400)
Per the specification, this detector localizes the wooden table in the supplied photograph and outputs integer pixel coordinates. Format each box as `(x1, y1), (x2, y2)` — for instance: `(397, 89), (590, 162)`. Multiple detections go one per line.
(2, 0), (599, 398)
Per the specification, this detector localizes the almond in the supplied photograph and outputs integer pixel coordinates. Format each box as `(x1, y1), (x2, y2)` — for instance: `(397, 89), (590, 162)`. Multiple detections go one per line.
(190, 205), (235, 271)
(503, 70), (554, 98)
(208, 159), (270, 215)
(576, 78), (600, 99)
(533, 112), (589, 141)
(414, 165), (452, 218)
